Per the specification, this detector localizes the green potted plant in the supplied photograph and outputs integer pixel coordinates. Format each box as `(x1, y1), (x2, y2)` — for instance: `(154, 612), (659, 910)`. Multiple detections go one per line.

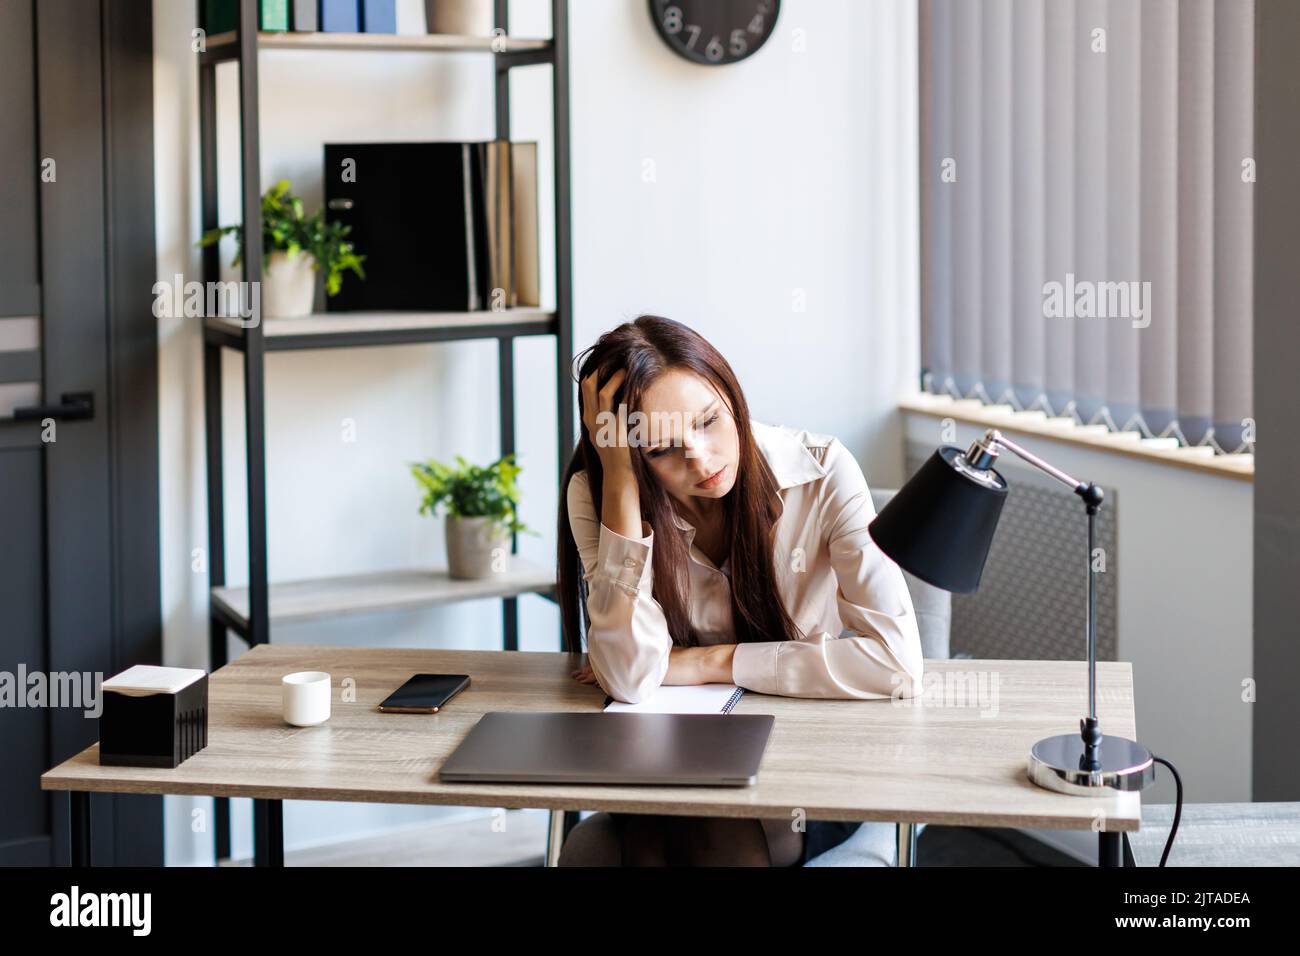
(410, 452), (534, 579)
(196, 179), (365, 319)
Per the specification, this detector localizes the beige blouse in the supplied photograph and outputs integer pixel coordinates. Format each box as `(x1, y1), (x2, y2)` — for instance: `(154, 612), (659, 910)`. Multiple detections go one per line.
(566, 419), (925, 703)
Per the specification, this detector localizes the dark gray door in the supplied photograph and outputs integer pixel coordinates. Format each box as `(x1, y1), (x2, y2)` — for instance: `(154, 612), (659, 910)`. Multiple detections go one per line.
(0, 0), (53, 867)
(0, 0), (161, 867)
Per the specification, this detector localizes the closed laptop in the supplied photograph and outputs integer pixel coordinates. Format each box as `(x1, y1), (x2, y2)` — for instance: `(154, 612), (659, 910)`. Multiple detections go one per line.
(437, 711), (775, 787)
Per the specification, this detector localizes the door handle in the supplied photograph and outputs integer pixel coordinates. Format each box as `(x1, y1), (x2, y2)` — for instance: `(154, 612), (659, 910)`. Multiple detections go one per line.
(12, 390), (94, 421)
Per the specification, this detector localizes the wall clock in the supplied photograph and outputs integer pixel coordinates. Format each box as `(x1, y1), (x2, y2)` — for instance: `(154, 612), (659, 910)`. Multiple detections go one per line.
(648, 1), (781, 66)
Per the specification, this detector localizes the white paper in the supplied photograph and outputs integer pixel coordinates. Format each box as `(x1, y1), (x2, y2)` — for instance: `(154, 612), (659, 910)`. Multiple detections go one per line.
(604, 683), (744, 714)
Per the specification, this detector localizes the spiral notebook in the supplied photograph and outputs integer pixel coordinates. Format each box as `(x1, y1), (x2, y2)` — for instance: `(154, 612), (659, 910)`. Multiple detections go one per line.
(603, 683), (745, 714)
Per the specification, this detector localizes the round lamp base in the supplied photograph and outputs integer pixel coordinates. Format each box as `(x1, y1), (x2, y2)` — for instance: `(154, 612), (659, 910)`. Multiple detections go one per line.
(1027, 733), (1155, 796)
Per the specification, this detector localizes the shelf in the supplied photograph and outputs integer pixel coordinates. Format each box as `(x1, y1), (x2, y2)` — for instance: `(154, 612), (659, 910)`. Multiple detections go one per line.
(899, 393), (1255, 482)
(211, 557), (558, 633)
(199, 0), (574, 664)
(204, 308), (556, 351)
(202, 30), (553, 64)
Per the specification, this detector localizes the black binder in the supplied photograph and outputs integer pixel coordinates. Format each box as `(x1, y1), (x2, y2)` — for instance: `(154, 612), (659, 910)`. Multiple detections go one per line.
(323, 142), (491, 312)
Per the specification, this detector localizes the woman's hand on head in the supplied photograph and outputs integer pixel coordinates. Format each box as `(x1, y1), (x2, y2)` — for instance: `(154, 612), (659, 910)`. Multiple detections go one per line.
(580, 365), (634, 478)
(580, 365), (645, 539)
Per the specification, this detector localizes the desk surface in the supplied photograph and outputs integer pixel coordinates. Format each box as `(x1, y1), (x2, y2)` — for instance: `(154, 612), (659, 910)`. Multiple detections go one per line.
(42, 645), (1142, 831)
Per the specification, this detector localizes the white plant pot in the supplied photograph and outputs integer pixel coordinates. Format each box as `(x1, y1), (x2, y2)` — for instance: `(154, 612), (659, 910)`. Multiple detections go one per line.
(262, 250), (316, 319)
(445, 515), (508, 580)
(425, 0), (494, 35)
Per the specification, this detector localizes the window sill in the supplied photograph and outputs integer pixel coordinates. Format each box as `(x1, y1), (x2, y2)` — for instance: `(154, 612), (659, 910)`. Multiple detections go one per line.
(899, 394), (1254, 483)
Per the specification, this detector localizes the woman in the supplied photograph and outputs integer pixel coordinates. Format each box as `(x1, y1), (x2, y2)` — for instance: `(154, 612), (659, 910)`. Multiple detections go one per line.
(556, 315), (924, 866)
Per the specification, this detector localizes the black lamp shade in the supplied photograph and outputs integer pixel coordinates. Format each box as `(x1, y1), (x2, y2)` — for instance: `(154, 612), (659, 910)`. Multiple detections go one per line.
(868, 446), (1009, 593)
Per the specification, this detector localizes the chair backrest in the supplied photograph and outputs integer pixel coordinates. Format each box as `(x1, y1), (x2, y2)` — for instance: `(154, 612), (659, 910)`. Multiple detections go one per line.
(870, 488), (951, 661)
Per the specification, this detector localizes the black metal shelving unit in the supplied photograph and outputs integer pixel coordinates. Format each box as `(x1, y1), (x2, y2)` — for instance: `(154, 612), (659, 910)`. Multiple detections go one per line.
(197, 0), (574, 865)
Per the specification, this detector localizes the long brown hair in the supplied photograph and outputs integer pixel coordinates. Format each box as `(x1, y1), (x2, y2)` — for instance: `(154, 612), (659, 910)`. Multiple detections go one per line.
(557, 315), (803, 653)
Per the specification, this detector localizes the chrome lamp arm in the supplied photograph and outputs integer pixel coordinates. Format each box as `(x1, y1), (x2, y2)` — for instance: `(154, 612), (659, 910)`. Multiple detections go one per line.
(961, 429), (1107, 769)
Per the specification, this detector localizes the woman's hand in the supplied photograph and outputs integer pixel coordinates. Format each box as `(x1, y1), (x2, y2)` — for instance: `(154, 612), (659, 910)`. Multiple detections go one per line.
(571, 662), (599, 685)
(580, 365), (644, 540)
(580, 365), (634, 479)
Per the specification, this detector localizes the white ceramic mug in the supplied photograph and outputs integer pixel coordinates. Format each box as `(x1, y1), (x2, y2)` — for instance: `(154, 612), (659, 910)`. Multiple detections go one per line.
(282, 671), (331, 727)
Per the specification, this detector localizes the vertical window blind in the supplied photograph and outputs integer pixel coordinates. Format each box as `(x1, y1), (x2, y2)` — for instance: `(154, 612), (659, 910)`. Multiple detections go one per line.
(919, 0), (1255, 453)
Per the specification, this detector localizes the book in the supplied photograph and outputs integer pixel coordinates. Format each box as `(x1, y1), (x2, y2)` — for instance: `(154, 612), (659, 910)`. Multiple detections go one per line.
(510, 142), (540, 307)
(485, 142), (515, 310)
(322, 142), (492, 312)
(206, 0), (292, 32)
(320, 140), (537, 313)
(203, 0), (236, 34)
(483, 141), (539, 310)
(291, 0), (317, 31)
(604, 684), (746, 715)
(319, 0), (360, 32)
(461, 143), (487, 311)
(260, 0), (290, 31)
(394, 0), (426, 34)
(360, 0), (396, 33)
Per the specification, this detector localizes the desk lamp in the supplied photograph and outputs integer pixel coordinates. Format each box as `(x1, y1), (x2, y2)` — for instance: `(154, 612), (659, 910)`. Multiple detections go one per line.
(868, 428), (1155, 796)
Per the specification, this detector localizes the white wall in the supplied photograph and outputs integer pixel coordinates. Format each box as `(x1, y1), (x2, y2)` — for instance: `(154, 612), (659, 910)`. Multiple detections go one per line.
(568, 0), (919, 488)
(154, 0), (920, 864)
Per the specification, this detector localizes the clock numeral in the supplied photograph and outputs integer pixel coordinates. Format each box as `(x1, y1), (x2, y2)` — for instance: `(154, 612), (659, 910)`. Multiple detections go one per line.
(653, 1), (777, 63)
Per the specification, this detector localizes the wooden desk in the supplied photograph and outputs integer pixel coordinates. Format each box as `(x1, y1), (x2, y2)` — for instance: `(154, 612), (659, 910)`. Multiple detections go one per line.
(42, 644), (1143, 866)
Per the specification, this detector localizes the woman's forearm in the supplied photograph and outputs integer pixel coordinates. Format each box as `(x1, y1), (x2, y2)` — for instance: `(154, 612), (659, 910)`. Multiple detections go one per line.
(600, 467), (644, 539)
(664, 645), (737, 685)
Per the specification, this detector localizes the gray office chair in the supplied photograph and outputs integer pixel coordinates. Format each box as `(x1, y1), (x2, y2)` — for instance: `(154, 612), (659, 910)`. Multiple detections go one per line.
(545, 488), (951, 867)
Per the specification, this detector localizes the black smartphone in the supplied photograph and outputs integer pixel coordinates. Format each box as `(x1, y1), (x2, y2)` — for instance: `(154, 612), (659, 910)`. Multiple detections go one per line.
(377, 674), (470, 714)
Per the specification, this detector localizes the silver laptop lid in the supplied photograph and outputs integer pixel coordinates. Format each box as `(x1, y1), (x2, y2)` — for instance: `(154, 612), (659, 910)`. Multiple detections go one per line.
(437, 712), (775, 787)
